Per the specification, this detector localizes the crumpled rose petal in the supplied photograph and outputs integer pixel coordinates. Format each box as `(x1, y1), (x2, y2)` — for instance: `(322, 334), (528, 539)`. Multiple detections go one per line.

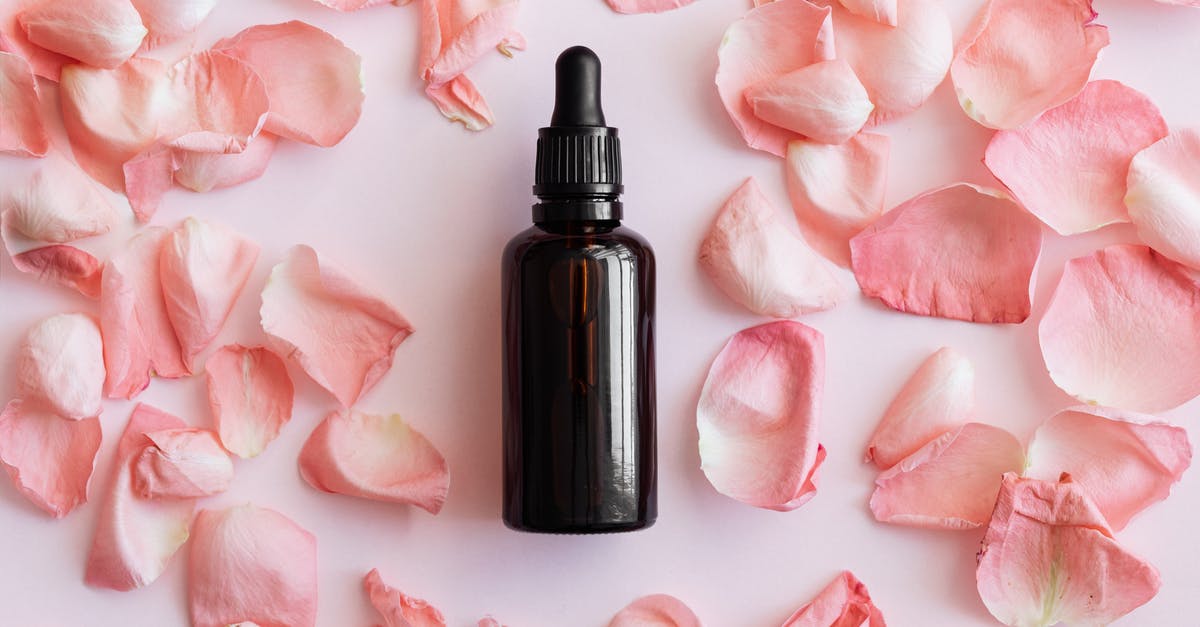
(190, 504), (317, 627)
(3, 154), (118, 243)
(86, 404), (195, 590)
(699, 177), (841, 318)
(18, 0), (147, 69)
(174, 133), (278, 193)
(782, 571), (886, 627)
(977, 473), (1161, 627)
(870, 422), (1025, 530)
(1039, 244), (1200, 412)
(365, 568), (447, 627)
(418, 0), (520, 87)
(260, 245), (414, 407)
(744, 59), (873, 145)
(0, 400), (101, 518)
(16, 313), (105, 420)
(214, 21), (364, 147)
(205, 345), (294, 459)
(865, 347), (973, 469)
(425, 74), (495, 131)
(1025, 406), (1191, 531)
(951, 0), (1108, 130)
(132, 428), (233, 499)
(984, 80), (1167, 235)
(165, 51), (270, 154)
(9, 244), (104, 298)
(850, 183), (1043, 323)
(605, 0), (695, 14)
(299, 410), (450, 514)
(0, 7), (72, 81)
(838, 0), (897, 26)
(123, 145), (177, 223)
(0, 51), (48, 157)
(785, 133), (889, 266)
(130, 0), (218, 48)
(1125, 129), (1200, 268)
(697, 320), (826, 511)
(609, 594), (701, 627)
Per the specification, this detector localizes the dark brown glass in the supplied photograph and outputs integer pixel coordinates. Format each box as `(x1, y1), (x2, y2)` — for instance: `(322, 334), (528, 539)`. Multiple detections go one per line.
(501, 220), (656, 533)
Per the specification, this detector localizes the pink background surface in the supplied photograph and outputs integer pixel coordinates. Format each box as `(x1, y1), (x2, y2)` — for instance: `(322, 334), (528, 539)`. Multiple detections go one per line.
(2, 0), (1200, 625)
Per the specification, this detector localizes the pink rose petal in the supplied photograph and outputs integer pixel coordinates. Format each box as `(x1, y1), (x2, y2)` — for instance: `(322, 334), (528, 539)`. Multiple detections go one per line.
(364, 568), (447, 627)
(9, 245), (104, 298)
(16, 313), (105, 420)
(132, 428), (233, 499)
(190, 504), (318, 627)
(18, 0), (147, 69)
(260, 245), (414, 407)
(165, 51), (270, 154)
(782, 571), (886, 627)
(1126, 129), (1200, 268)
(865, 347), (973, 469)
(0, 51), (47, 157)
(697, 320), (826, 511)
(205, 345), (294, 459)
(850, 183), (1043, 323)
(478, 618), (505, 627)
(0, 399), (101, 518)
(1039, 244), (1200, 412)
(951, 0), (1109, 130)
(984, 80), (1168, 235)
(838, 0), (897, 26)
(0, 6), (72, 81)
(123, 145), (177, 223)
(299, 409), (450, 514)
(313, 0), (396, 10)
(418, 0), (520, 87)
(3, 154), (118, 242)
(977, 473), (1161, 627)
(744, 59), (873, 146)
(605, 0), (695, 14)
(129, 0), (218, 48)
(425, 74), (495, 131)
(609, 594), (701, 627)
(174, 133), (278, 193)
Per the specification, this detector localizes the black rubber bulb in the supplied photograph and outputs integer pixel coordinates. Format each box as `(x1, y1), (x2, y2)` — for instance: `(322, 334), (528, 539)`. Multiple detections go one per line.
(550, 46), (606, 127)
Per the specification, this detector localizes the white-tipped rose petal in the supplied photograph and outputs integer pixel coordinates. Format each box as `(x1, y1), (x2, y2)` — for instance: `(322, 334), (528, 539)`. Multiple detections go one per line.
(786, 133), (889, 266)
(870, 422), (1024, 530)
(16, 313), (105, 420)
(190, 504), (317, 627)
(3, 154), (118, 242)
(951, 0), (1108, 130)
(745, 59), (873, 145)
(1126, 129), (1200, 268)
(132, 428), (233, 499)
(783, 571), (886, 627)
(605, 0), (695, 14)
(838, 0), (897, 26)
(698, 321), (826, 511)
(18, 0), (147, 69)
(609, 594), (701, 627)
(9, 245), (104, 298)
(850, 183), (1043, 323)
(977, 474), (1161, 627)
(0, 400), (101, 518)
(260, 245), (414, 407)
(425, 74), (495, 131)
(86, 404), (195, 590)
(985, 80), (1168, 235)
(123, 146), (177, 223)
(0, 51), (48, 157)
(866, 347), (974, 469)
(165, 51), (270, 154)
(299, 410), (450, 514)
(205, 345), (294, 459)
(418, 0), (520, 88)
(175, 133), (278, 193)
(130, 0), (218, 48)
(364, 568), (447, 627)
(1039, 244), (1200, 412)
(1026, 406), (1191, 531)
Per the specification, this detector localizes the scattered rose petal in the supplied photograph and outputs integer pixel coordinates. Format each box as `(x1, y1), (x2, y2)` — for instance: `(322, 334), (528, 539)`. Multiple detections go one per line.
(1039, 244), (1200, 412)
(165, 51), (270, 154)
(9, 245), (104, 297)
(478, 618), (504, 627)
(123, 145), (177, 223)
(605, 0), (695, 14)
(1126, 129), (1200, 268)
(744, 59), (873, 145)
(984, 80), (1167, 235)
(190, 504), (317, 627)
(609, 594), (701, 627)
(418, 0), (520, 88)
(0, 399), (101, 518)
(697, 320), (826, 511)
(16, 313), (105, 420)
(850, 183), (1043, 323)
(205, 345), (294, 459)
(0, 51), (48, 157)
(838, 0), (897, 26)
(951, 0), (1108, 130)
(132, 428), (233, 499)
(425, 75), (495, 131)
(130, 0), (218, 48)
(783, 571), (886, 627)
(260, 245), (414, 407)
(977, 473), (1161, 627)
(175, 133), (278, 193)
(314, 0), (395, 9)
(365, 568), (447, 627)
(299, 410), (449, 514)
(0, 8), (72, 80)
(3, 154), (118, 242)
(18, 0), (147, 69)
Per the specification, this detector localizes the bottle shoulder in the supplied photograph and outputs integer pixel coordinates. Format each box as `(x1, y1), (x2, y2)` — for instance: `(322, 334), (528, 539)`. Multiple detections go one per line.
(503, 223), (655, 262)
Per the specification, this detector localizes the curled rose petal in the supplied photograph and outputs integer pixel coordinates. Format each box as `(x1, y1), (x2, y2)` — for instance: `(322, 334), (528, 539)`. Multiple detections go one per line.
(744, 59), (873, 146)
(697, 320), (826, 511)
(0, 8), (72, 80)
(18, 0), (147, 69)
(0, 51), (47, 157)
(130, 0), (218, 48)
(609, 594), (701, 627)
(865, 347), (973, 469)
(425, 74), (495, 131)
(365, 568), (447, 627)
(132, 428), (233, 499)
(783, 571), (886, 627)
(205, 345), (294, 459)
(1039, 244), (1200, 412)
(175, 133), (278, 193)
(699, 177), (841, 318)
(951, 0), (1108, 130)
(870, 422), (1024, 530)
(9, 245), (104, 298)
(190, 504), (317, 627)
(0, 400), (102, 518)
(299, 410), (450, 514)
(3, 154), (118, 243)
(838, 0), (897, 26)
(605, 0), (695, 14)
(1025, 406), (1191, 531)
(165, 51), (270, 154)
(260, 245), (414, 407)
(123, 145), (177, 223)
(1125, 129), (1200, 268)
(418, 0), (520, 87)
(16, 313), (105, 420)
(850, 183), (1043, 323)
(984, 80), (1168, 235)
(977, 473), (1161, 627)
(785, 133), (889, 266)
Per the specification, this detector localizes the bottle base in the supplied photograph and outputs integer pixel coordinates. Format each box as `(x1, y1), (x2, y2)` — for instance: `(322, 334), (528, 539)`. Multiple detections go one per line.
(503, 517), (655, 535)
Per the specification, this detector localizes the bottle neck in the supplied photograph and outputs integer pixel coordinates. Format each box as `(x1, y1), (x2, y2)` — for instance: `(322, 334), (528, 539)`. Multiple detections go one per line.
(532, 192), (622, 222)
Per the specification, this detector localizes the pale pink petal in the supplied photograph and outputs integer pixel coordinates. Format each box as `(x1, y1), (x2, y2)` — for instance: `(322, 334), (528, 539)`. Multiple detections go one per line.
(838, 0), (897, 26)
(299, 409), (449, 514)
(130, 0), (218, 48)
(984, 80), (1167, 235)
(10, 245), (104, 297)
(605, 0), (695, 14)
(0, 51), (47, 157)
(85, 404), (195, 590)
(174, 133), (278, 193)
(478, 618), (504, 627)
(865, 347), (973, 469)
(132, 428), (233, 499)
(260, 245), (414, 407)
(699, 177), (841, 318)
(16, 313), (105, 420)
(1039, 244), (1200, 412)
(0, 399), (101, 518)
(3, 154), (119, 242)
(785, 133), (889, 267)
(18, 0), (147, 69)
(977, 473), (1161, 627)
(782, 571), (886, 627)
(160, 217), (260, 368)
(190, 504), (317, 627)
(364, 568), (447, 627)
(745, 59), (873, 145)
(123, 145), (177, 223)
(850, 183), (1043, 323)
(609, 594), (701, 627)
(204, 345), (293, 459)
(100, 227), (189, 399)
(418, 0), (520, 87)
(313, 0), (396, 9)
(1126, 129), (1200, 268)
(213, 21), (364, 147)
(165, 51), (270, 154)
(951, 0), (1108, 130)
(0, 8), (72, 80)
(870, 423), (1024, 530)
(425, 74), (495, 131)
(697, 320), (826, 511)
